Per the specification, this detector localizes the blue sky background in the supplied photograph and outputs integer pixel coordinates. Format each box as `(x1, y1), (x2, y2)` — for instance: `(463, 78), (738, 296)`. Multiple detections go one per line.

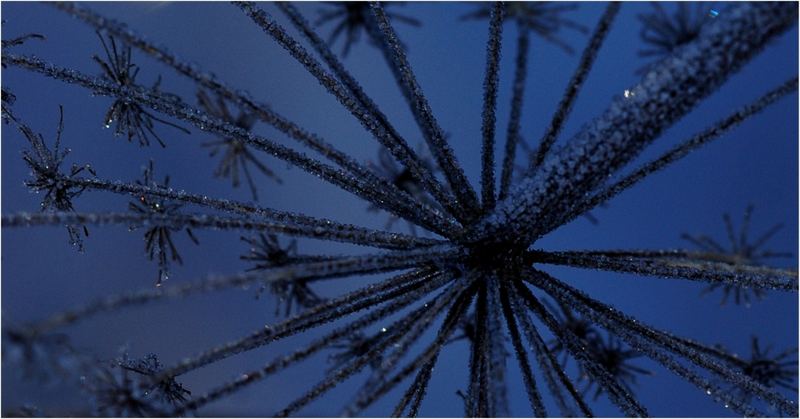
(2, 2), (798, 417)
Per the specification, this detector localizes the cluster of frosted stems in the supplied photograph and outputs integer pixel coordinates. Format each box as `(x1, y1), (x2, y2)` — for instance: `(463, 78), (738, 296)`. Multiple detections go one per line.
(2, 2), (798, 417)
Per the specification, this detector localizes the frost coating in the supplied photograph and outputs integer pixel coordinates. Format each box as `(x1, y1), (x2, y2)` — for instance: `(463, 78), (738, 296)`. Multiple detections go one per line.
(476, 2), (799, 245)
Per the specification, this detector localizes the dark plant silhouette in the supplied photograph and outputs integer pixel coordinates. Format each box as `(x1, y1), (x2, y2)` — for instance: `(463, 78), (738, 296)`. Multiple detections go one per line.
(2, 2), (798, 417)
(241, 233), (328, 316)
(197, 89), (281, 201)
(129, 160), (200, 286)
(315, 2), (420, 57)
(681, 205), (793, 306)
(93, 32), (189, 147)
(636, 2), (712, 74)
(461, 2), (588, 54)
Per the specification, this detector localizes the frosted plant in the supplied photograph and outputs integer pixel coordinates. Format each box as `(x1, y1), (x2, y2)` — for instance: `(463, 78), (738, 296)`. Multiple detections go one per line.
(461, 1), (588, 54)
(575, 335), (652, 401)
(636, 1), (711, 74)
(128, 160), (200, 286)
(197, 89), (281, 201)
(682, 205), (793, 306)
(93, 32), (189, 147)
(314, 2), (420, 57)
(2, 2), (798, 417)
(241, 233), (328, 316)
(83, 353), (190, 416)
(366, 145), (441, 235)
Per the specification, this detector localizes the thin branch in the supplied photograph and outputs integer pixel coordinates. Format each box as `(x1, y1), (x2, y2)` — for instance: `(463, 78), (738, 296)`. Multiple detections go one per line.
(474, 3), (797, 246)
(345, 279), (475, 416)
(498, 278), (547, 417)
(528, 269), (795, 416)
(173, 272), (458, 415)
(480, 2), (505, 210)
(505, 279), (593, 417)
(563, 77), (798, 227)
(156, 269), (447, 382)
(528, 2), (620, 171)
(484, 276), (510, 416)
(368, 1), (482, 217)
(499, 24), (530, 200)
(232, 2), (467, 226)
(3, 211), (444, 250)
(530, 249), (798, 292)
(2, 53), (460, 237)
(274, 2), (471, 225)
(272, 280), (464, 418)
(50, 2), (411, 205)
(512, 279), (649, 417)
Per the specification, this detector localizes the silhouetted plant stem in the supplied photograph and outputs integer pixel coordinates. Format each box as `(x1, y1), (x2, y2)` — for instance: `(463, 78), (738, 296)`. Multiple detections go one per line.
(232, 2), (467, 226)
(176, 273), (463, 415)
(505, 278), (592, 417)
(368, 2), (483, 218)
(530, 249), (798, 291)
(478, 2), (798, 246)
(1, 52), (459, 237)
(278, 278), (469, 417)
(564, 77), (798, 227)
(50, 2), (406, 201)
(498, 278), (548, 417)
(2, 211), (443, 250)
(499, 23), (530, 200)
(390, 355), (435, 417)
(9, 168), (443, 250)
(345, 280), (476, 416)
(156, 269), (448, 382)
(468, 282), (490, 416)
(512, 278), (649, 417)
(479, 2), (504, 210)
(527, 269), (792, 416)
(275, 2), (473, 227)
(528, 2), (620, 172)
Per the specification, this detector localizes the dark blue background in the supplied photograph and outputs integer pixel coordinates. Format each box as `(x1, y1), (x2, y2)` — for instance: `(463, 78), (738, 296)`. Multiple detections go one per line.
(2, 2), (797, 417)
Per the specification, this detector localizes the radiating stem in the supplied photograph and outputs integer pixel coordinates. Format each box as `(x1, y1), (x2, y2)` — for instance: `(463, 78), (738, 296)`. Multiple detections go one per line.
(530, 248), (798, 291)
(479, 2), (504, 210)
(2, 52), (460, 237)
(528, 2), (620, 172)
(475, 2), (798, 246)
(563, 77), (798, 228)
(499, 23), (530, 200)
(50, 1), (417, 211)
(368, 2), (482, 217)
(233, 2), (466, 226)
(3, 211), (443, 250)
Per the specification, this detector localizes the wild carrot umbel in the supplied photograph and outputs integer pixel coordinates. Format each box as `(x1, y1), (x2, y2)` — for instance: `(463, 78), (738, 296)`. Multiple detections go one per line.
(2, 2), (797, 417)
